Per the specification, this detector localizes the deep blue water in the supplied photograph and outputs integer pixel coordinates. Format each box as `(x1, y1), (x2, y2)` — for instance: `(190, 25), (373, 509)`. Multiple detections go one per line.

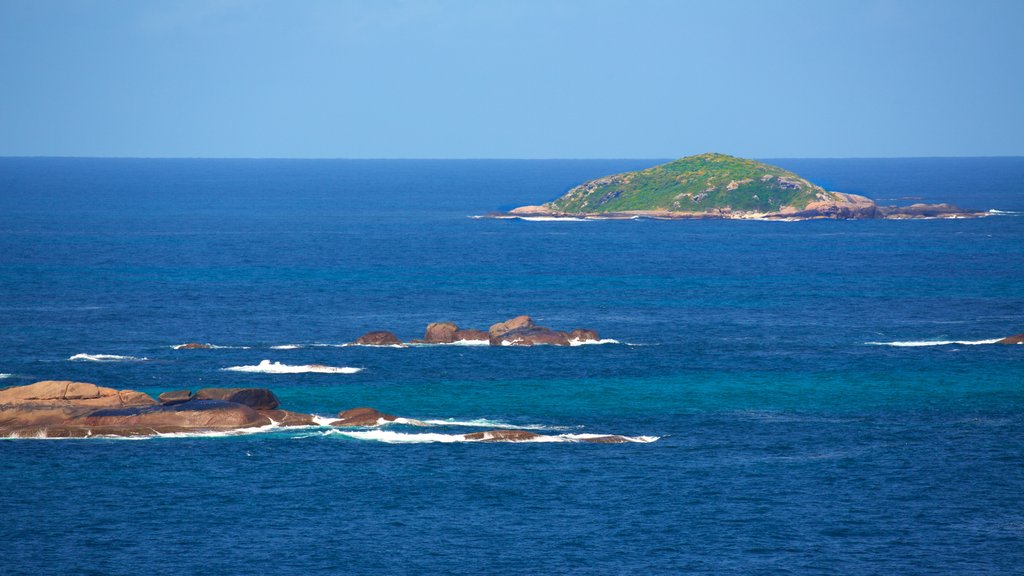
(1, 157), (1023, 574)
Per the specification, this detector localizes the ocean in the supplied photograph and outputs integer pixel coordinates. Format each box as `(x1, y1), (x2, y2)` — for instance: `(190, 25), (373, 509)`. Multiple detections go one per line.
(1, 157), (1022, 574)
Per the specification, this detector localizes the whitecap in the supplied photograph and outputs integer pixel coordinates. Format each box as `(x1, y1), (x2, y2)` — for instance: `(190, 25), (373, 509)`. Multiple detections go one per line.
(989, 209), (1019, 215)
(406, 340), (491, 347)
(0, 373), (12, 379)
(569, 338), (620, 346)
(322, 429), (659, 444)
(866, 338), (1003, 347)
(270, 344), (303, 350)
(418, 418), (564, 430)
(222, 360), (362, 374)
(68, 353), (148, 362)
(171, 343), (250, 350)
(340, 343), (407, 348)
(515, 216), (591, 222)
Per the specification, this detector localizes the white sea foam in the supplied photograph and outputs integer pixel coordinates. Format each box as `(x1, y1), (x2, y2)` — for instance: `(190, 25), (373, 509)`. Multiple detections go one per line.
(517, 216), (592, 222)
(406, 339), (491, 347)
(340, 343), (408, 348)
(171, 343), (250, 350)
(323, 429), (659, 444)
(866, 338), (1003, 347)
(68, 353), (148, 362)
(0, 373), (12, 379)
(569, 338), (620, 346)
(419, 418), (564, 430)
(989, 209), (1019, 215)
(270, 344), (303, 350)
(222, 360), (363, 374)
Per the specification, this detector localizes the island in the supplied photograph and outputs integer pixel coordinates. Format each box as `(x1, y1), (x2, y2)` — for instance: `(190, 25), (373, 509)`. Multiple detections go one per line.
(490, 153), (985, 221)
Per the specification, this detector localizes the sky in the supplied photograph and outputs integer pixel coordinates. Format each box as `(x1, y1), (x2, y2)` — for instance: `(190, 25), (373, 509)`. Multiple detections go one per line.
(1, 0), (1022, 158)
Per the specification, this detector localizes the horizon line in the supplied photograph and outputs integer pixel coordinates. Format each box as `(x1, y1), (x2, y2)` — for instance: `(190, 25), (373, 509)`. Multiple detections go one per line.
(1, 154), (1023, 161)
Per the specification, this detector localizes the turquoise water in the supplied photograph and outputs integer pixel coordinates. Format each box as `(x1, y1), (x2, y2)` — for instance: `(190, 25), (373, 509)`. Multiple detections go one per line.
(1, 157), (1023, 574)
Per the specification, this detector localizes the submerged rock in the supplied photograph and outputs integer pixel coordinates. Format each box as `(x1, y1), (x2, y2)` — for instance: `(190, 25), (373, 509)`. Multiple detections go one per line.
(997, 333), (1024, 345)
(580, 435), (631, 444)
(331, 407), (398, 427)
(194, 388), (279, 410)
(175, 342), (213, 350)
(354, 331), (402, 346)
(464, 429), (541, 442)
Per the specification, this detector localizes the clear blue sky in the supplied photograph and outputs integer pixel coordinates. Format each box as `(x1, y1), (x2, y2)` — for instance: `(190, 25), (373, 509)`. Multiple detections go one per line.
(1, 0), (1022, 158)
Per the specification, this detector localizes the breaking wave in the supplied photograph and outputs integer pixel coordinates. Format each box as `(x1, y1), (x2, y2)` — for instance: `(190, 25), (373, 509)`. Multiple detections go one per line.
(317, 429), (659, 444)
(171, 343), (251, 350)
(569, 338), (620, 346)
(866, 338), (1004, 347)
(68, 353), (148, 362)
(222, 360), (363, 374)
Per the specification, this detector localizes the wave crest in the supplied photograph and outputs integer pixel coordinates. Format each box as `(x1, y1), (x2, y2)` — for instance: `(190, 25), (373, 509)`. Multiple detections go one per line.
(866, 338), (1003, 347)
(68, 353), (148, 362)
(222, 360), (363, 374)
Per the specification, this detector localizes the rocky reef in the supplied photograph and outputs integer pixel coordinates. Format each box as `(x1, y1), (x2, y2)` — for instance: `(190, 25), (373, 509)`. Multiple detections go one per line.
(352, 316), (605, 347)
(0, 381), (636, 441)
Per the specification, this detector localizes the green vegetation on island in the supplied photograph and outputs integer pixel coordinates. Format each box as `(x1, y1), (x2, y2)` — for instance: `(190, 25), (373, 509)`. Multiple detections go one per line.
(499, 152), (983, 220)
(549, 153), (828, 213)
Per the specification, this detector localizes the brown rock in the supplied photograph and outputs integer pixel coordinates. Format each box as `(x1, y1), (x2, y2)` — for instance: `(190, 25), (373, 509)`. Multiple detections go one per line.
(423, 322), (459, 343)
(580, 435), (631, 444)
(354, 331), (402, 346)
(76, 399), (272, 431)
(157, 390), (193, 405)
(569, 329), (600, 342)
(175, 342), (212, 350)
(260, 409), (317, 427)
(0, 381), (155, 408)
(488, 315), (534, 339)
(491, 327), (571, 346)
(194, 388), (280, 410)
(0, 403), (96, 431)
(464, 429), (541, 442)
(997, 333), (1024, 345)
(331, 407), (398, 427)
(453, 329), (489, 342)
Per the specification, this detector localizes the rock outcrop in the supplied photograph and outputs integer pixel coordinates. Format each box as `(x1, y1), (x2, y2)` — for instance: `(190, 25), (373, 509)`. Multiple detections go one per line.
(261, 409), (317, 426)
(997, 333), (1024, 345)
(174, 342), (213, 350)
(423, 322), (460, 343)
(76, 400), (272, 434)
(453, 329), (489, 342)
(464, 429), (541, 442)
(488, 315), (535, 339)
(157, 390), (193, 405)
(0, 380), (155, 408)
(569, 329), (600, 342)
(194, 387), (280, 410)
(331, 407), (398, 427)
(354, 331), (402, 346)
(492, 326), (571, 346)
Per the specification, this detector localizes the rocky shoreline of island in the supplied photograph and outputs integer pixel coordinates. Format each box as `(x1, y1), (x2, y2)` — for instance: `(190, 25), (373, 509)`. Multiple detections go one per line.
(482, 201), (989, 221)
